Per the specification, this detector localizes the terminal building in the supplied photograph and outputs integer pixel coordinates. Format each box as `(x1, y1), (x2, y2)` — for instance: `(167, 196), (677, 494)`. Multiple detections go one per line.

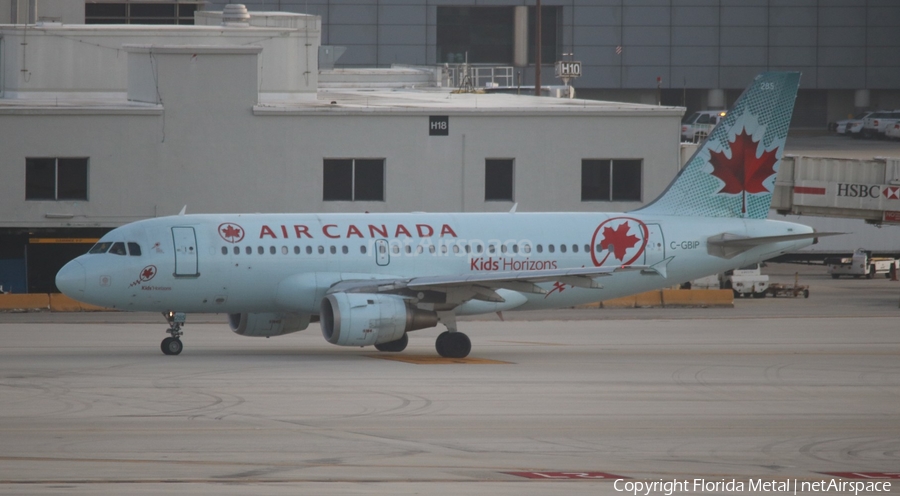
(3, 1), (900, 126)
(203, 0), (900, 127)
(0, 7), (683, 293)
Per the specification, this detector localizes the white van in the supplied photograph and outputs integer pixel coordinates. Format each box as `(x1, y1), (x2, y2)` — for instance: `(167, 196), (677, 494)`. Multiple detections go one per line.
(681, 110), (726, 142)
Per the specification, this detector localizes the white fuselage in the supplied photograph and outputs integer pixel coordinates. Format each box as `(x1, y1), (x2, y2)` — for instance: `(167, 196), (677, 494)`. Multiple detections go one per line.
(60, 212), (814, 315)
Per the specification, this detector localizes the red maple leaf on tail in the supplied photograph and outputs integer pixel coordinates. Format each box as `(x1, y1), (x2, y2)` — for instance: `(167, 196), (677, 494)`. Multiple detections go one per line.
(600, 223), (640, 261)
(708, 129), (779, 214)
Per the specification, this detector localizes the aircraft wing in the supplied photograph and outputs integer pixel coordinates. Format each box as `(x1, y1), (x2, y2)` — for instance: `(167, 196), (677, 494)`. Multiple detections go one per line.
(327, 259), (672, 303)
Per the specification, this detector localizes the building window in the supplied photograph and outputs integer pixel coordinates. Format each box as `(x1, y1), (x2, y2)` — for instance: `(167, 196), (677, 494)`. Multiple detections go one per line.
(436, 6), (560, 65)
(25, 158), (88, 201)
(485, 159), (514, 201)
(323, 159), (385, 202)
(581, 159), (642, 202)
(528, 6), (561, 64)
(85, 2), (199, 25)
(437, 7), (513, 64)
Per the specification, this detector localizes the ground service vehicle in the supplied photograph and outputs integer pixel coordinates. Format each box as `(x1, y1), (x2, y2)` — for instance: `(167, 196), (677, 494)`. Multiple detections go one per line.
(681, 110), (726, 142)
(722, 263), (769, 298)
(827, 249), (899, 279)
(861, 111), (900, 139)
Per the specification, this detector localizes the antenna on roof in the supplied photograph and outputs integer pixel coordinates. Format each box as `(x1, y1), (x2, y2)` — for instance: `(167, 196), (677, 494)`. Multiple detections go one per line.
(178, 205), (187, 216)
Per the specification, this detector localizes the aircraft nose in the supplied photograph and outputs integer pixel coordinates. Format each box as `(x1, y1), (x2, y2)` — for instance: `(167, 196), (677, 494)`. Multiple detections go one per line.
(56, 260), (86, 296)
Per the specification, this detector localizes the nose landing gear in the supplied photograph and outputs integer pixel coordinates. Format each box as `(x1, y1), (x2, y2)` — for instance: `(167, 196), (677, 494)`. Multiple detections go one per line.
(161, 311), (186, 355)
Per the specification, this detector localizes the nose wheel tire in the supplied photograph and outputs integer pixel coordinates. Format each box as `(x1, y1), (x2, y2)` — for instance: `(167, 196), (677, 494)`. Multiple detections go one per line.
(161, 337), (183, 355)
(435, 331), (471, 358)
(375, 333), (409, 352)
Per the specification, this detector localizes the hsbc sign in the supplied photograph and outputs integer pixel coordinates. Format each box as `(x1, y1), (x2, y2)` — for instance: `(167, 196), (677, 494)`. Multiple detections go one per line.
(837, 183), (892, 198)
(792, 180), (900, 211)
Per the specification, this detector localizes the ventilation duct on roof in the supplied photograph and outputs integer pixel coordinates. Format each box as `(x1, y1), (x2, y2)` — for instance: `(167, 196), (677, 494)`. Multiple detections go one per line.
(221, 4), (251, 27)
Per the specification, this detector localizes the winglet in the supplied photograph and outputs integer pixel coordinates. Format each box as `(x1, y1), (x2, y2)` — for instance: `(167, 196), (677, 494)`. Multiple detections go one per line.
(178, 205), (187, 216)
(641, 256), (674, 278)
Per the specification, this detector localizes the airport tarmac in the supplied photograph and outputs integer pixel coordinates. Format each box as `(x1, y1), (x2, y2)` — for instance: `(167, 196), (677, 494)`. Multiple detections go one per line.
(1, 264), (898, 495)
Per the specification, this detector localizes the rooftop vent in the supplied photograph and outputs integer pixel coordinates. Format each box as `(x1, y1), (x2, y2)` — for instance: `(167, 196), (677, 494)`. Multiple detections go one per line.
(221, 4), (251, 27)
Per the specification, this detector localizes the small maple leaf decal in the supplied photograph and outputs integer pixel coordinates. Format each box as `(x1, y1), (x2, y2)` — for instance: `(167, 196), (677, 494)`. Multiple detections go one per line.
(600, 222), (640, 261)
(708, 129), (779, 214)
(221, 225), (242, 239)
(139, 265), (157, 282)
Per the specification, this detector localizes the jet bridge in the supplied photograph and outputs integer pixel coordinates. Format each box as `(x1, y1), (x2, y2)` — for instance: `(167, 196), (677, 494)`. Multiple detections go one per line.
(771, 156), (900, 225)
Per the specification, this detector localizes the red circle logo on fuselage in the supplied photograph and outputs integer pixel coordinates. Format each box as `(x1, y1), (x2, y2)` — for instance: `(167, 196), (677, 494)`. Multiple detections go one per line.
(139, 265), (157, 282)
(218, 223), (245, 244)
(590, 216), (649, 267)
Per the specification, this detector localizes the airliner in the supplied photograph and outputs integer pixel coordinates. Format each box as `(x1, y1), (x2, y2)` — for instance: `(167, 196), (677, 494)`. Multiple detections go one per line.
(56, 72), (821, 358)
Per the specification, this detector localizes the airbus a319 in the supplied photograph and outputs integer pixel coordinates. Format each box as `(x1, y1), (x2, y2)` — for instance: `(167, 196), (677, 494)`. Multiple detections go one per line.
(56, 72), (822, 358)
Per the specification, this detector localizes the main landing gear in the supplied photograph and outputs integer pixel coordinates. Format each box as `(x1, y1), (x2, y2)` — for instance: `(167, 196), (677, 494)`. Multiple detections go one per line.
(435, 331), (471, 359)
(161, 311), (186, 355)
(434, 312), (471, 359)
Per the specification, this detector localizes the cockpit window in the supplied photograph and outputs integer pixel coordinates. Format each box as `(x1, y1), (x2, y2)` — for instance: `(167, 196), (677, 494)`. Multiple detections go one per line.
(109, 242), (127, 256)
(127, 242), (142, 256)
(88, 241), (113, 254)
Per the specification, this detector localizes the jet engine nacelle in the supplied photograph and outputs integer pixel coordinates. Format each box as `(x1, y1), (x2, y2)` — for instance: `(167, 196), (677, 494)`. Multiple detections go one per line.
(320, 293), (438, 347)
(228, 312), (310, 337)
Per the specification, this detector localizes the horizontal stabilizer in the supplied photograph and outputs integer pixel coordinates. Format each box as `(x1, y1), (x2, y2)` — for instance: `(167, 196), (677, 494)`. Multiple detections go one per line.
(707, 232), (842, 259)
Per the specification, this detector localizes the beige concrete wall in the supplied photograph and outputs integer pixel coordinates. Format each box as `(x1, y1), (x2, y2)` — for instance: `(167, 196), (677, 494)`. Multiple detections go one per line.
(0, 22), (318, 98)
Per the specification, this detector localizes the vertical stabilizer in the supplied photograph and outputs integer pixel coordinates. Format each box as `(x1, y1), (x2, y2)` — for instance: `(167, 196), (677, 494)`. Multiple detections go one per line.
(636, 72), (801, 219)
